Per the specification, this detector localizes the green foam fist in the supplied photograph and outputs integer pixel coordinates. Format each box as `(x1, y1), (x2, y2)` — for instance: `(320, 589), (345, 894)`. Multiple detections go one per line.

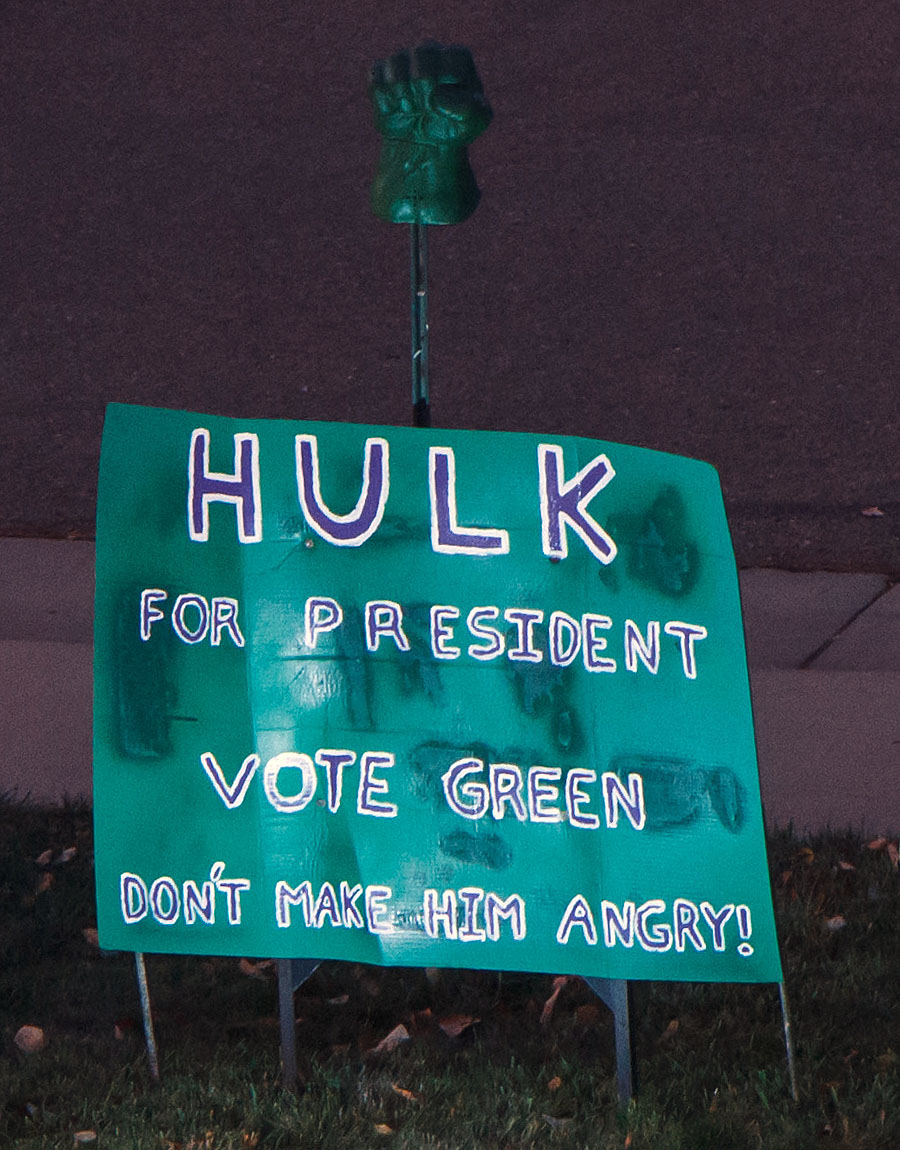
(369, 42), (492, 225)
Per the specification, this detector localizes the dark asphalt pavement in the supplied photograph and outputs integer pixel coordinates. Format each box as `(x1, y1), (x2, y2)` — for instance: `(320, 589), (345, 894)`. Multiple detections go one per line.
(3, 1), (899, 571)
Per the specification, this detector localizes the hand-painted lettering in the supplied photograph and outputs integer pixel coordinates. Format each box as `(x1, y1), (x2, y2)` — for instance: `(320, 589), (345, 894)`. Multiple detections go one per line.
(429, 447), (510, 555)
(189, 428), (262, 543)
(538, 444), (617, 563)
(295, 434), (389, 546)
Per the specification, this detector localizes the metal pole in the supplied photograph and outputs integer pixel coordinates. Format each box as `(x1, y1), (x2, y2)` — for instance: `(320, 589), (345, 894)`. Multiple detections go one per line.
(135, 952), (160, 1081)
(278, 959), (298, 1091)
(277, 959), (320, 1091)
(411, 220), (430, 427)
(584, 977), (637, 1104)
(779, 981), (800, 1101)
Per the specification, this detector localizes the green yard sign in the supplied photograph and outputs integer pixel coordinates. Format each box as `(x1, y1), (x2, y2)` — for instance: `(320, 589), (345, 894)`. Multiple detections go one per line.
(93, 402), (781, 983)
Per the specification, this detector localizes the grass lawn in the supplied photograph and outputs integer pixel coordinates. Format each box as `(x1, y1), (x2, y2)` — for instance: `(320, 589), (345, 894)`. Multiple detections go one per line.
(2, 800), (899, 1148)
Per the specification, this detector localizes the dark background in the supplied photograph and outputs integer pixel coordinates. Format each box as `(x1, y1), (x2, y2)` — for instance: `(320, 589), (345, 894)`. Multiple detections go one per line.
(3, 0), (898, 571)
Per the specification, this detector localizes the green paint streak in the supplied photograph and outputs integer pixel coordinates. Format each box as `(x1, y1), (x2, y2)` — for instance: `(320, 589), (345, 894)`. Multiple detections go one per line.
(113, 588), (174, 760)
(612, 754), (745, 833)
(439, 830), (512, 870)
(609, 486), (700, 598)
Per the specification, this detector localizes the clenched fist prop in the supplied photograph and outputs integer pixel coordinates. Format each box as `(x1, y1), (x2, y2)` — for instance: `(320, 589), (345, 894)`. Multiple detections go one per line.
(369, 42), (492, 225)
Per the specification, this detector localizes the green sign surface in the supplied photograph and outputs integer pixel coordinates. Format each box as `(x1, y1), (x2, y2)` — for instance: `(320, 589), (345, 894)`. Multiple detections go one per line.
(94, 403), (781, 983)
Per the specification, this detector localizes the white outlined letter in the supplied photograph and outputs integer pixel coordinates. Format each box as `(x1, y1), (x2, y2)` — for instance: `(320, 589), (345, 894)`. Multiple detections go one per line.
(504, 608), (544, 663)
(556, 894), (598, 945)
(566, 768), (600, 829)
(201, 752), (260, 809)
(189, 428), (262, 543)
(304, 597), (343, 648)
(357, 752), (397, 818)
(315, 749), (355, 813)
(583, 614), (616, 673)
(430, 605), (461, 659)
(538, 444), (616, 563)
(263, 752), (318, 812)
(424, 888), (458, 939)
(484, 892), (527, 941)
(295, 435), (389, 546)
(429, 447), (510, 555)
(664, 621), (708, 679)
(602, 772), (646, 830)
(624, 619), (660, 674)
(635, 900), (672, 951)
(549, 611), (581, 666)
(140, 589), (167, 640)
(601, 900), (635, 948)
(366, 601), (410, 652)
(442, 758), (490, 820)
(466, 606), (505, 660)
(210, 597), (245, 647)
(527, 766), (563, 823)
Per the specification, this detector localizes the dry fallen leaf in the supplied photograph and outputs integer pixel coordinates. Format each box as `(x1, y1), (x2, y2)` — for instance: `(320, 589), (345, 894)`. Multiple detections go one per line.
(861, 506), (886, 517)
(369, 1023), (410, 1056)
(73, 1133), (97, 1145)
(238, 958), (273, 980)
(391, 1082), (421, 1103)
(868, 838), (889, 851)
(888, 843), (899, 868)
(540, 975), (572, 1027)
(35, 872), (54, 895)
(837, 861), (856, 872)
(14, 1026), (45, 1054)
(374, 1123), (394, 1135)
(35, 849), (53, 867)
(242, 1135), (260, 1149)
(58, 846), (77, 864)
(657, 1018), (680, 1044)
(327, 993), (349, 1006)
(825, 915), (847, 932)
(82, 927), (100, 948)
(437, 1014), (479, 1039)
(547, 1076), (562, 1092)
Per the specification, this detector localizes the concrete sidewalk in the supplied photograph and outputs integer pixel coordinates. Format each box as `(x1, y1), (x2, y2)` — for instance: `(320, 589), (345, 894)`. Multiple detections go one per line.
(1, 538), (898, 833)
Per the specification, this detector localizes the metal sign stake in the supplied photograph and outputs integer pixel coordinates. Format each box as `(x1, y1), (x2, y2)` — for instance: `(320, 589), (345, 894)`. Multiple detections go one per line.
(135, 952), (160, 1081)
(277, 960), (298, 1088)
(585, 977), (636, 1104)
(278, 959), (320, 1090)
(779, 981), (800, 1101)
